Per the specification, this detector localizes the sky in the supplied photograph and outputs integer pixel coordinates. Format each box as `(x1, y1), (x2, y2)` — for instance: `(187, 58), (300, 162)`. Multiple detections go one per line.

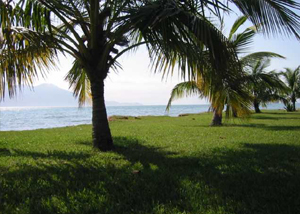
(34, 8), (300, 106)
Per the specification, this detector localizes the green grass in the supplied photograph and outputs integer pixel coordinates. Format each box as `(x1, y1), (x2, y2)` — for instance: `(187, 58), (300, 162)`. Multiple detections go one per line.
(0, 110), (300, 214)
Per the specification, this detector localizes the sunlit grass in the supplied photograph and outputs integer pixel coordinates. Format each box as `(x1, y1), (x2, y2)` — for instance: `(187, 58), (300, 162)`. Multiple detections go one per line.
(0, 110), (299, 214)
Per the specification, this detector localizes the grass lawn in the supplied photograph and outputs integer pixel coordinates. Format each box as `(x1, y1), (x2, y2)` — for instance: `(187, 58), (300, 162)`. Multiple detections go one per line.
(0, 110), (300, 214)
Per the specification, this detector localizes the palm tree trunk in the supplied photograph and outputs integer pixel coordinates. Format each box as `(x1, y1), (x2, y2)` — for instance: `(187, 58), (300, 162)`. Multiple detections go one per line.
(293, 101), (296, 111)
(90, 80), (114, 151)
(253, 100), (261, 113)
(292, 94), (296, 111)
(211, 110), (222, 126)
(232, 109), (238, 118)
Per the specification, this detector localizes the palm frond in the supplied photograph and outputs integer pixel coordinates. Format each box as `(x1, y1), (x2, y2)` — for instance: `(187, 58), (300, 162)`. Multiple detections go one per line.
(231, 27), (256, 53)
(0, 26), (58, 100)
(166, 81), (202, 111)
(224, 87), (253, 118)
(228, 15), (248, 40)
(231, 0), (300, 39)
(128, 0), (239, 82)
(65, 60), (92, 107)
(241, 52), (285, 67)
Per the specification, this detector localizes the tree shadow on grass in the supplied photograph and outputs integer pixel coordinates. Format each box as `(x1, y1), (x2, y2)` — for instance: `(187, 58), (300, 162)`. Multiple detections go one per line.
(76, 141), (92, 146)
(184, 123), (300, 131)
(0, 148), (91, 160)
(251, 116), (300, 120)
(199, 143), (300, 214)
(224, 123), (267, 128)
(0, 148), (11, 156)
(1, 137), (300, 214)
(252, 111), (300, 119)
(251, 113), (300, 120)
(226, 123), (300, 131)
(114, 139), (300, 214)
(261, 111), (300, 116)
(265, 125), (300, 131)
(0, 137), (186, 214)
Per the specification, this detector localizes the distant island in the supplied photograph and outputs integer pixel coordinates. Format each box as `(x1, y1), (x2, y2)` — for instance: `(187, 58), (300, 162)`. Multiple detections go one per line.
(0, 84), (143, 107)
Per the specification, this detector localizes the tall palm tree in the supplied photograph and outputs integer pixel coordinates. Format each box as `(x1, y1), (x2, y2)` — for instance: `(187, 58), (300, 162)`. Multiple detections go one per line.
(0, 0), (241, 149)
(280, 67), (300, 111)
(166, 16), (284, 125)
(242, 56), (287, 113)
(1, 0), (300, 149)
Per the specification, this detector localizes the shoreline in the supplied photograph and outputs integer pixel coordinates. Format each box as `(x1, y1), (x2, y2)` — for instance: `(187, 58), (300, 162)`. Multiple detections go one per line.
(0, 104), (211, 110)
(1, 109), (297, 132)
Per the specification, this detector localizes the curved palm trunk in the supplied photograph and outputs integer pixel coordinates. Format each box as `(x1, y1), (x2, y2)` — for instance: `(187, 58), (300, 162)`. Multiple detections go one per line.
(253, 100), (261, 113)
(90, 80), (114, 151)
(211, 110), (222, 126)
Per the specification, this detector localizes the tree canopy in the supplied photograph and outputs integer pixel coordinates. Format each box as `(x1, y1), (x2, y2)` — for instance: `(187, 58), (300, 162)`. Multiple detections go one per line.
(280, 66), (300, 111)
(1, 0), (300, 149)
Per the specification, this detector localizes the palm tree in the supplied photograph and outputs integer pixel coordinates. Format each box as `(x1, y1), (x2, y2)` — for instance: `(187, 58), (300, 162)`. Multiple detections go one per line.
(1, 0), (237, 150)
(280, 67), (300, 111)
(166, 16), (284, 125)
(1, 0), (300, 149)
(242, 56), (287, 113)
(166, 73), (252, 126)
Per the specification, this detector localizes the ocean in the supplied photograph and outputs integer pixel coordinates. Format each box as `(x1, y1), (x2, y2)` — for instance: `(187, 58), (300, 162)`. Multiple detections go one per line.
(0, 103), (293, 131)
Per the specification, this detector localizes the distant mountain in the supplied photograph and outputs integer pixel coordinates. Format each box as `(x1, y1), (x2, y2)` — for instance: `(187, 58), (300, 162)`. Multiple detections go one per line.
(0, 84), (143, 107)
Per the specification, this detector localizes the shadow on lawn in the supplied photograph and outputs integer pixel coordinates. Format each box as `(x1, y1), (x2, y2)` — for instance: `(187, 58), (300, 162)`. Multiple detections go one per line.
(183, 123), (300, 131)
(1, 137), (300, 214)
(226, 123), (300, 131)
(252, 111), (300, 120)
(261, 111), (300, 115)
(0, 148), (91, 160)
(251, 116), (300, 120)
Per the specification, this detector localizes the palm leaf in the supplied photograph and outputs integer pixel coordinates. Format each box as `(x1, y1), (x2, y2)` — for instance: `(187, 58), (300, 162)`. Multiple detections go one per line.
(128, 0), (239, 82)
(228, 15), (248, 40)
(0, 26), (58, 100)
(166, 81), (203, 111)
(65, 60), (92, 107)
(231, 0), (300, 39)
(231, 26), (257, 53)
(241, 52), (285, 67)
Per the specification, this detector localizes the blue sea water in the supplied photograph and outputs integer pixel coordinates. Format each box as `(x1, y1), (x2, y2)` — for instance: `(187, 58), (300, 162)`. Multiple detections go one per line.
(0, 105), (211, 131)
(0, 103), (294, 131)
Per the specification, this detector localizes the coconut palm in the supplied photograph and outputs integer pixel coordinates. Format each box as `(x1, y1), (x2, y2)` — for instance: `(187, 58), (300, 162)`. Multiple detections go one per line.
(280, 67), (300, 111)
(166, 16), (285, 125)
(1, 0), (300, 149)
(0, 0), (238, 150)
(242, 56), (287, 113)
(166, 72), (252, 126)
(230, 16), (287, 115)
